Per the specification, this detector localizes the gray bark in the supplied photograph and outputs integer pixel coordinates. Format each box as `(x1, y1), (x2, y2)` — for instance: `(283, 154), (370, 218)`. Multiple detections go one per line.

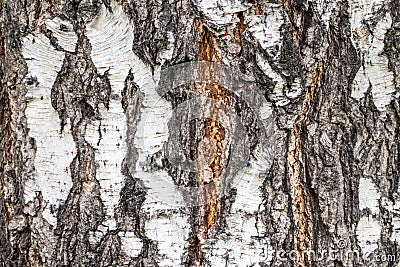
(1, 0), (400, 266)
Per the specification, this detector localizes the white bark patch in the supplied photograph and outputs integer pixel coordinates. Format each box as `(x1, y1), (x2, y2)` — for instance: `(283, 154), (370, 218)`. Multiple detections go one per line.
(286, 78), (303, 99)
(118, 231), (143, 258)
(22, 33), (76, 227)
(86, 2), (135, 90)
(134, 69), (188, 264)
(203, 213), (271, 265)
(383, 197), (400, 243)
(356, 216), (381, 256)
(44, 17), (78, 52)
(85, 1), (136, 231)
(85, 102), (126, 231)
(85, 1), (188, 263)
(350, 0), (386, 30)
(258, 101), (274, 121)
(389, 182), (400, 243)
(133, 61), (190, 265)
(128, 56), (181, 213)
(357, 177), (381, 257)
(192, 0), (250, 29)
(350, 0), (394, 111)
(358, 178), (380, 214)
(247, 3), (285, 52)
(249, 5), (289, 106)
(391, 227), (400, 243)
(144, 212), (190, 266)
(22, 34), (65, 87)
(231, 104), (274, 212)
(256, 53), (285, 104)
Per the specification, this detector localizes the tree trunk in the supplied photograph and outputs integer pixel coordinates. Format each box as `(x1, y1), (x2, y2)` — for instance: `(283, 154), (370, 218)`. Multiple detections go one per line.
(1, 0), (400, 266)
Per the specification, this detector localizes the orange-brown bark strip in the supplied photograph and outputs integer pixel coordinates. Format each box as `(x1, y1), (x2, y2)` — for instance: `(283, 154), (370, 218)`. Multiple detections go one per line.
(287, 61), (324, 267)
(196, 21), (227, 238)
(190, 20), (232, 265)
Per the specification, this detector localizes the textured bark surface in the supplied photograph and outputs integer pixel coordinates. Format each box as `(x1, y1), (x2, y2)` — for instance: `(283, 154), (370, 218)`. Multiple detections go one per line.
(1, 0), (400, 266)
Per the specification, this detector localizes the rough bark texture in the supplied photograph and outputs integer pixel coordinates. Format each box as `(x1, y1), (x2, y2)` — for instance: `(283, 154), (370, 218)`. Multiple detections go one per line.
(1, 0), (400, 266)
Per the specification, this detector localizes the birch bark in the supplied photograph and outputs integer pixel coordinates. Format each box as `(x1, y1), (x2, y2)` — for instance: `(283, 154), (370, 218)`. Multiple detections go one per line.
(1, 0), (400, 266)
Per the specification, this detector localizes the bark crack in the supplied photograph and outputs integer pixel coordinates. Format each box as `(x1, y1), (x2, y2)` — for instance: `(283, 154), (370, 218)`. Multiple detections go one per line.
(188, 21), (232, 266)
(287, 60), (324, 267)
(283, 0), (305, 46)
